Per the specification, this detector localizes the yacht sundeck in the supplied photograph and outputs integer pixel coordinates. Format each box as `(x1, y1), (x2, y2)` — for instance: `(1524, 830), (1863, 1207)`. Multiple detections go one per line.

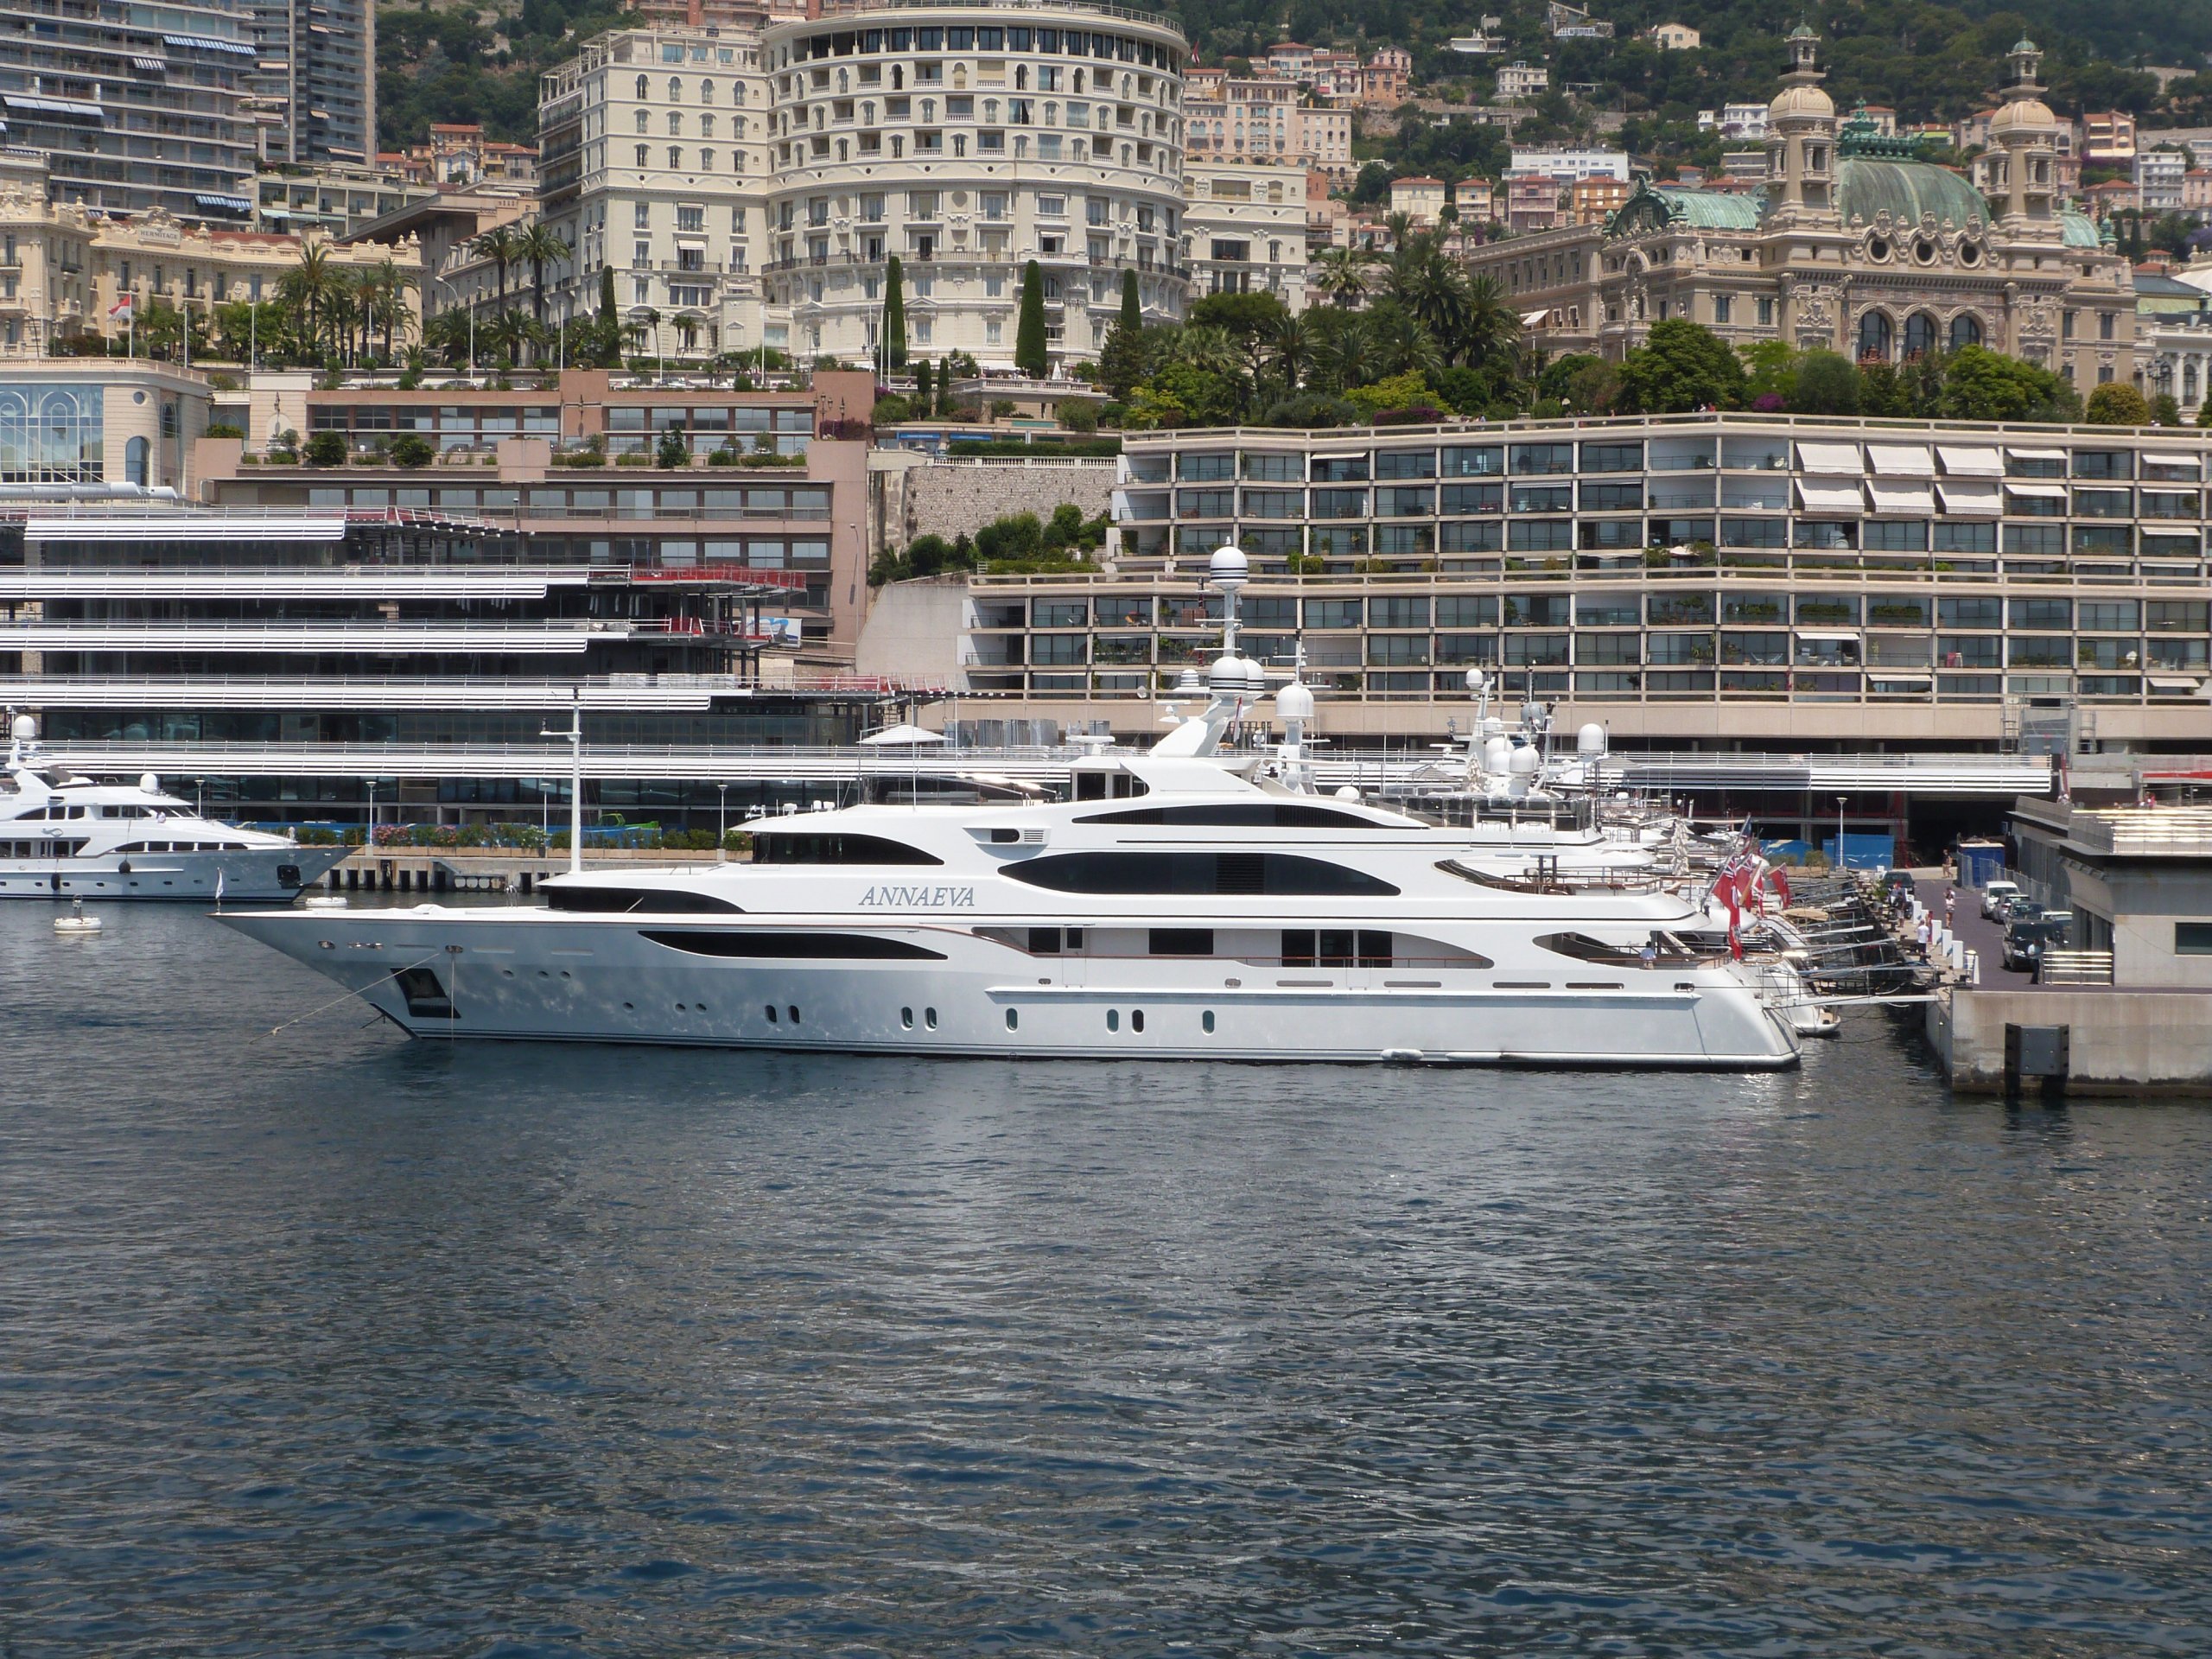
(2, 715), (346, 901)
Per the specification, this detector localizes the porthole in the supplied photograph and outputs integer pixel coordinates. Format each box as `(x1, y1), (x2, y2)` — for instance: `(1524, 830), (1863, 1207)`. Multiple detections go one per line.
(788, 1005), (800, 1025)
(1005, 1007), (1019, 1031)
(1912, 238), (1937, 265)
(1131, 1009), (1145, 1033)
(1202, 1010), (1216, 1034)
(624, 1001), (635, 1010)
(925, 1007), (938, 1029)
(1107, 1008), (1120, 1032)
(502, 969), (514, 977)
(1958, 241), (1981, 267)
(901, 1007), (914, 1028)
(1867, 237), (1890, 263)
(766, 1003), (779, 1023)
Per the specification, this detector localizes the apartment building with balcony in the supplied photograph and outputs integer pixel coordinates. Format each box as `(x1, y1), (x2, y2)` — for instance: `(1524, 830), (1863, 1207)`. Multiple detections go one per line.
(954, 414), (2212, 757)
(535, 22), (774, 359)
(758, 0), (1190, 372)
(0, 0), (259, 223)
(1184, 163), (1308, 307)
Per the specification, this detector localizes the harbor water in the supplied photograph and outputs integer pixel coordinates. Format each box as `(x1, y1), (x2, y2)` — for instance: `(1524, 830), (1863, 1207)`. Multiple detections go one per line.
(3, 900), (2210, 1656)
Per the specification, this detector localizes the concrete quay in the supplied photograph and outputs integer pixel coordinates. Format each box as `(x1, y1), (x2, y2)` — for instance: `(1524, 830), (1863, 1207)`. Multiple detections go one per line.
(1907, 872), (2212, 1096)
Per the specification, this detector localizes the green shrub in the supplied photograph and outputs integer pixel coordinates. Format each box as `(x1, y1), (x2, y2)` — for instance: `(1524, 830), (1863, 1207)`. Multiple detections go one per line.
(204, 423), (244, 440)
(302, 431), (346, 467)
(389, 432), (435, 468)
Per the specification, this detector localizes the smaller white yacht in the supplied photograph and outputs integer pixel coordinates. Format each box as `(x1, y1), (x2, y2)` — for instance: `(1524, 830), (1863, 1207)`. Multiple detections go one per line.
(0, 714), (346, 902)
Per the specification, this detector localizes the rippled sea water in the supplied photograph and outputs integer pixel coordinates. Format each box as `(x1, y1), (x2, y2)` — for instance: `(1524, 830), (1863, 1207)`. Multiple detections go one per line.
(3, 899), (2210, 1656)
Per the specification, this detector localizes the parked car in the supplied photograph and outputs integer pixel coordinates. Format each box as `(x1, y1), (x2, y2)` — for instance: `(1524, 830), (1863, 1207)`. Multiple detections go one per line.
(2004, 912), (2073, 973)
(1979, 879), (2020, 919)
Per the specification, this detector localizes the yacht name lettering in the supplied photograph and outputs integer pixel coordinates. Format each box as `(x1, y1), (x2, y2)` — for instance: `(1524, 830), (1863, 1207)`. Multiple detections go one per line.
(860, 884), (976, 909)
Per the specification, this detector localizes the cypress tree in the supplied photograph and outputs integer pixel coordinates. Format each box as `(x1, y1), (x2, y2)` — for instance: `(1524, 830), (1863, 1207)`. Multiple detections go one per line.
(936, 357), (954, 416)
(1014, 259), (1048, 378)
(596, 265), (618, 367)
(1119, 266), (1141, 335)
(915, 357), (932, 409)
(881, 255), (907, 373)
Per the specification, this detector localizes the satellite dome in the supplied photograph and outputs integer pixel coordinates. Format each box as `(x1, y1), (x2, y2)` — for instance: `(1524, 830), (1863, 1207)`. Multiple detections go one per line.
(1333, 785), (1361, 803)
(1577, 722), (1607, 758)
(1276, 680), (1316, 721)
(1464, 666), (1487, 695)
(1207, 543), (1249, 589)
(10, 713), (35, 742)
(1508, 747), (1540, 777)
(1482, 735), (1515, 774)
(1173, 667), (1205, 695)
(141, 772), (160, 793)
(1208, 654), (1244, 696)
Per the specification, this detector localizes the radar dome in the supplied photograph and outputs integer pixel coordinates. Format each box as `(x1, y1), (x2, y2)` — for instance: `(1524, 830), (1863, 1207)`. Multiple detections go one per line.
(1207, 543), (1249, 589)
(1276, 681), (1316, 721)
(1174, 667), (1205, 695)
(1482, 736), (1515, 775)
(140, 772), (160, 793)
(1464, 667), (1487, 695)
(1576, 722), (1607, 758)
(1334, 785), (1361, 803)
(1508, 747), (1540, 777)
(10, 713), (34, 742)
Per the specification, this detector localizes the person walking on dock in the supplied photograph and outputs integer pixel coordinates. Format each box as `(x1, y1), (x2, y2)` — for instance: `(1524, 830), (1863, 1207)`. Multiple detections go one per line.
(1944, 887), (1956, 929)
(1916, 915), (1934, 957)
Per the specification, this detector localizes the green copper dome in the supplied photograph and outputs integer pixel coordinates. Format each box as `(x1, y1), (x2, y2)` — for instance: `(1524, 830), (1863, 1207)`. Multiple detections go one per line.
(1607, 182), (1765, 236)
(1836, 156), (1988, 228)
(2059, 209), (2101, 249)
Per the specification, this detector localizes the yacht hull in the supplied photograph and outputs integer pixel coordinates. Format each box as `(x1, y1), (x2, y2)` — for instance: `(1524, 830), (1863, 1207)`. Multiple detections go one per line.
(219, 909), (1802, 1070)
(0, 847), (347, 902)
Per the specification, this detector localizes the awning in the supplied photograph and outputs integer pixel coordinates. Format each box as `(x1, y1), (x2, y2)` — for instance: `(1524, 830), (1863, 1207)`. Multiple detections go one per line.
(1797, 441), (1861, 473)
(1796, 477), (1863, 512)
(1867, 443), (1935, 476)
(194, 194), (251, 213)
(1520, 308), (1551, 327)
(2006, 447), (2068, 464)
(2149, 675), (2204, 691)
(1936, 444), (2003, 476)
(1867, 672), (1934, 684)
(1796, 630), (1861, 643)
(2006, 482), (2067, 500)
(1866, 480), (1935, 513)
(1936, 480), (2002, 515)
(131, 56), (168, 73)
(163, 32), (257, 55)
(3, 92), (102, 120)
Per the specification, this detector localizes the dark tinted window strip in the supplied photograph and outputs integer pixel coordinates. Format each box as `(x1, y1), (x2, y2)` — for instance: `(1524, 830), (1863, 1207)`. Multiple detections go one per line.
(1007, 851), (1400, 897)
(753, 833), (943, 866)
(546, 887), (746, 913)
(1075, 803), (1389, 829)
(639, 930), (946, 960)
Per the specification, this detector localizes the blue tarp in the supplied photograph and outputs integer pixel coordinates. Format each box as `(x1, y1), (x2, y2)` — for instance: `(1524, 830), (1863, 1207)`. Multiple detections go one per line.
(1821, 833), (1896, 873)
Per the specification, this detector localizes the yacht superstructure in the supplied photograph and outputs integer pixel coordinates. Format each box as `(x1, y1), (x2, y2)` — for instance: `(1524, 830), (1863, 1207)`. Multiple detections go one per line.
(1, 715), (346, 901)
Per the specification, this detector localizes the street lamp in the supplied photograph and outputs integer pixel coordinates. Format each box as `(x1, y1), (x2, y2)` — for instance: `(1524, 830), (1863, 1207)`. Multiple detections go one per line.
(365, 779), (376, 843)
(194, 776), (205, 819)
(538, 690), (583, 876)
(717, 782), (729, 862)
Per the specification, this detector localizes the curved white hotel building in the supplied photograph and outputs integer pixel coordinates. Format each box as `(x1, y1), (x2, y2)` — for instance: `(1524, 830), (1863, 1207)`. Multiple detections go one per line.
(760, 0), (1190, 370)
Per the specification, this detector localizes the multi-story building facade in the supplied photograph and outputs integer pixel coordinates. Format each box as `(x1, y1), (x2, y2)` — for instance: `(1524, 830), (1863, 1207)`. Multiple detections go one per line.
(0, 359), (214, 493)
(1496, 62), (1549, 102)
(963, 413), (2212, 762)
(0, 0), (259, 223)
(0, 163), (423, 358)
(1185, 163), (1307, 307)
(1186, 75), (1351, 181)
(2082, 111), (2137, 167)
(255, 164), (435, 238)
(758, 1), (1191, 372)
(1503, 174), (1562, 233)
(248, 0), (376, 169)
(1569, 176), (1630, 226)
(1388, 176), (1447, 226)
(1471, 37), (2138, 391)
(2139, 146), (2188, 214)
(1362, 48), (1411, 107)
(1510, 145), (1630, 183)
(536, 22), (773, 359)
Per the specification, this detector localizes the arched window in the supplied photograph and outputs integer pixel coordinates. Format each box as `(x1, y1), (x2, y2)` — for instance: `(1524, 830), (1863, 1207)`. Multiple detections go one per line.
(1857, 310), (1892, 362)
(667, 77), (682, 101)
(700, 113), (715, 137)
(124, 435), (148, 488)
(1903, 311), (1938, 359)
(668, 145), (682, 168)
(1948, 313), (1983, 351)
(634, 74), (648, 99)
(700, 149), (715, 171)
(635, 111), (649, 133)
(667, 111), (683, 136)
(700, 79), (714, 104)
(1015, 66), (1028, 90)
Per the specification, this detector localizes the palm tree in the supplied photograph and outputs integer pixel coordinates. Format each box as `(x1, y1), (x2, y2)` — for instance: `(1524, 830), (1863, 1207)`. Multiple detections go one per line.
(282, 238), (335, 357)
(423, 308), (474, 368)
(482, 308), (537, 368)
(1450, 273), (1521, 372)
(1265, 310), (1312, 397)
(516, 220), (569, 337)
(1312, 245), (1369, 309)
(370, 257), (418, 361)
(1361, 298), (1442, 382)
(471, 223), (524, 321)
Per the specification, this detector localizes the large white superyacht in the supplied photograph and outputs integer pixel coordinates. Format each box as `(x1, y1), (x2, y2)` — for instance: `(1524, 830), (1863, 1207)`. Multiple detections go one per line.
(2, 715), (346, 901)
(219, 549), (1801, 1069)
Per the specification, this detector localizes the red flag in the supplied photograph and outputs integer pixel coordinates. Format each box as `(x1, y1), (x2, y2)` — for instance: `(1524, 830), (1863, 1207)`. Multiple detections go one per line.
(1769, 864), (1792, 906)
(1728, 921), (1743, 960)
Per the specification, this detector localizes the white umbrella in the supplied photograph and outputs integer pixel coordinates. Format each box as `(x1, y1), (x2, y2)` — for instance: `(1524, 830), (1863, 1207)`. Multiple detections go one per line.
(858, 722), (948, 746)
